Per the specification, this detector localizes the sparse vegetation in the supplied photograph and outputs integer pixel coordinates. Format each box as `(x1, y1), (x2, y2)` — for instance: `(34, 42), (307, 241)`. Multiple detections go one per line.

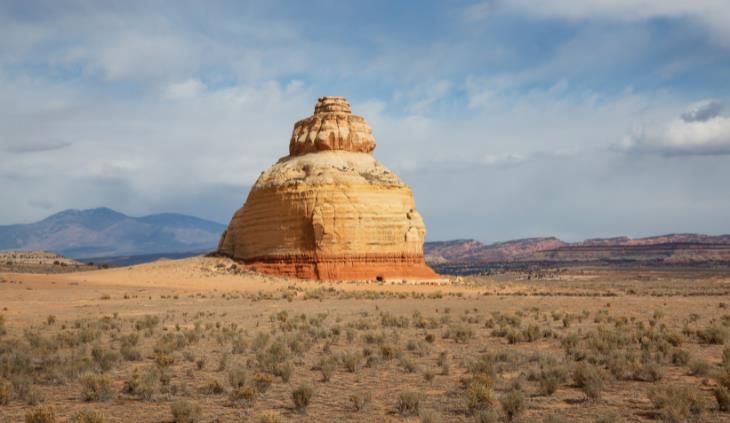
(1, 263), (730, 421)
(292, 384), (313, 413)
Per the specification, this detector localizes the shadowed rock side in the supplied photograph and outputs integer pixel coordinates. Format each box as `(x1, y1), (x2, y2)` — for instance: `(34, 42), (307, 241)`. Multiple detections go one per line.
(218, 97), (439, 280)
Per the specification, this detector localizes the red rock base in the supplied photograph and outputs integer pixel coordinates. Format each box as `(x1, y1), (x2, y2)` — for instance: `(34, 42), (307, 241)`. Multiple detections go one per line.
(237, 253), (440, 281)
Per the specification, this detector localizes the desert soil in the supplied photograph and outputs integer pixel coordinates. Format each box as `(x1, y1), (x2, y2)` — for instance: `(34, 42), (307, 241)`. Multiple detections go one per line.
(2, 257), (730, 422)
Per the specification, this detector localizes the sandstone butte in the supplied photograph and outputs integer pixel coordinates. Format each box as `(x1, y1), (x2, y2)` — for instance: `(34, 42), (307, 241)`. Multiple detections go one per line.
(217, 96), (440, 281)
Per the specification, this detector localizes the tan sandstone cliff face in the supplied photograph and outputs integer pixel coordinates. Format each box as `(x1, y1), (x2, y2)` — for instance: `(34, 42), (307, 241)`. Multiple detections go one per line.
(218, 96), (439, 281)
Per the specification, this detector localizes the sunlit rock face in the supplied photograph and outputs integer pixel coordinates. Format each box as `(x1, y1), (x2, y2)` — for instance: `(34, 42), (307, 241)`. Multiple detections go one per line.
(218, 96), (439, 281)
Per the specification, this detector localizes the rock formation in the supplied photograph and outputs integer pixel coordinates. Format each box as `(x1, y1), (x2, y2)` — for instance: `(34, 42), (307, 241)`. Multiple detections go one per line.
(218, 96), (439, 280)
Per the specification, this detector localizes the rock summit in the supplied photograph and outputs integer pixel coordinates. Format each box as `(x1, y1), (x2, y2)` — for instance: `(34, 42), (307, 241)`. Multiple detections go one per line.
(217, 96), (439, 281)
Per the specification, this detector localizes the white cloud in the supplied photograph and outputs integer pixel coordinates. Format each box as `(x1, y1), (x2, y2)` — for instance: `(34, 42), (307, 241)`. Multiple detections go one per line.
(620, 100), (730, 155)
(164, 79), (206, 100)
(502, 0), (730, 46)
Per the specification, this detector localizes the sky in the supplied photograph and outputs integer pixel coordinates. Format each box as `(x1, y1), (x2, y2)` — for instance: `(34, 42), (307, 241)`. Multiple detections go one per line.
(1, 0), (730, 243)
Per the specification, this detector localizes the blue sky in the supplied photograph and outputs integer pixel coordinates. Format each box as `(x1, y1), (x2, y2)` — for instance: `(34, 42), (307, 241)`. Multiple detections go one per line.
(2, 0), (730, 242)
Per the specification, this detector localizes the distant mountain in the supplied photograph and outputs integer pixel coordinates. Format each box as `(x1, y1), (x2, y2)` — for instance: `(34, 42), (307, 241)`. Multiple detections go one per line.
(0, 207), (226, 259)
(425, 234), (730, 273)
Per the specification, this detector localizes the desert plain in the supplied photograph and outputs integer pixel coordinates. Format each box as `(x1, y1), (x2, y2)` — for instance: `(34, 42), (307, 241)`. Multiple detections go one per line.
(2, 258), (730, 422)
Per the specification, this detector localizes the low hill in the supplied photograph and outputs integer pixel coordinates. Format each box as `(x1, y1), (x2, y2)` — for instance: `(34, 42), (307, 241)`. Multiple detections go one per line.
(0, 208), (225, 259)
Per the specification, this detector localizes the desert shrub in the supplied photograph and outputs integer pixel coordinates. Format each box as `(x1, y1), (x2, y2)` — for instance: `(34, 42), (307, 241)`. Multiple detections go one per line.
(379, 342), (401, 360)
(633, 362), (663, 382)
(275, 361), (293, 382)
(341, 351), (363, 373)
(120, 345), (142, 361)
(0, 377), (12, 405)
(292, 384), (313, 413)
(199, 379), (225, 395)
(445, 324), (474, 343)
(420, 410), (441, 423)
(0, 315), (5, 336)
(542, 415), (572, 423)
(465, 374), (496, 414)
(231, 336), (247, 354)
(473, 410), (499, 423)
(24, 387), (43, 405)
(396, 391), (421, 416)
(68, 409), (106, 423)
(79, 374), (113, 401)
(689, 359), (712, 376)
(170, 400), (202, 423)
(573, 363), (604, 401)
(229, 385), (257, 408)
(122, 367), (158, 400)
(714, 387), (730, 412)
(253, 373), (272, 393)
(500, 388), (525, 421)
(594, 412), (620, 423)
(25, 406), (56, 423)
(723, 346), (730, 368)
(381, 312), (409, 328)
(195, 358), (205, 370)
(350, 390), (372, 411)
(258, 411), (283, 423)
(134, 315), (160, 331)
(318, 356), (337, 382)
(697, 325), (727, 344)
(91, 346), (120, 372)
(648, 385), (703, 423)
(538, 365), (568, 396)
(423, 368), (436, 383)
(399, 356), (420, 373)
(227, 366), (248, 389)
(154, 353), (175, 368)
(671, 349), (691, 366)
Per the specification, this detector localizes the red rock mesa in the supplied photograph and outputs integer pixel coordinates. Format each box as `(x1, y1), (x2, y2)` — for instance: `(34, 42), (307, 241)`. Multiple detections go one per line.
(217, 96), (439, 281)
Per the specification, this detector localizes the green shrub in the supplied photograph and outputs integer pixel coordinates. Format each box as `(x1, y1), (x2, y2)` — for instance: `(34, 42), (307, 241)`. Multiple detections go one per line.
(396, 391), (421, 416)
(292, 384), (313, 413)
(170, 400), (202, 423)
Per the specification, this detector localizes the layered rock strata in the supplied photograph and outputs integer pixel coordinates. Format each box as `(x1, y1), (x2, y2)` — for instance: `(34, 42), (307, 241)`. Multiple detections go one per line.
(218, 96), (439, 280)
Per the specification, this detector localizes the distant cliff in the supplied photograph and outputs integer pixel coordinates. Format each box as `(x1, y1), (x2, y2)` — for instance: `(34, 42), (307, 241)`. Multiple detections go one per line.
(425, 234), (730, 272)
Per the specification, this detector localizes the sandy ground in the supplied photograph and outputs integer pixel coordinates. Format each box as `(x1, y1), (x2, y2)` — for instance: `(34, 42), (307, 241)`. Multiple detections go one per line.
(2, 257), (730, 422)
